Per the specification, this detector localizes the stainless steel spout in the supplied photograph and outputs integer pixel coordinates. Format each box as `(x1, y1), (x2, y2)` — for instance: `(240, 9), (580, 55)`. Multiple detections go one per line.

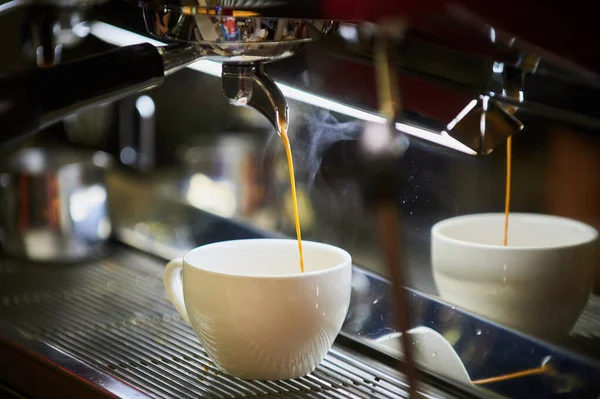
(446, 96), (524, 155)
(221, 64), (289, 135)
(445, 56), (530, 155)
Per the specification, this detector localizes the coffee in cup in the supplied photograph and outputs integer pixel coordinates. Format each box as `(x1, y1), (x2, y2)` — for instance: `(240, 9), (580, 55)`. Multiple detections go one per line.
(163, 238), (352, 380)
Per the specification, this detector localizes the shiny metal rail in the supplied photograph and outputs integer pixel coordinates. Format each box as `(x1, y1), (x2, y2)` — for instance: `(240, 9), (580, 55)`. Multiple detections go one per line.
(0, 246), (468, 399)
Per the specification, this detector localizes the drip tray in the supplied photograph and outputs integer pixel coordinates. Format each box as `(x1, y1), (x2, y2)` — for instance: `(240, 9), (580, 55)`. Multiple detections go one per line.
(0, 245), (462, 399)
(566, 296), (600, 360)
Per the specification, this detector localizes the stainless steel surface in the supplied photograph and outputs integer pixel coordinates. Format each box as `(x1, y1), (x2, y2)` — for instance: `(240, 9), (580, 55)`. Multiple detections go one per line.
(0, 3), (336, 141)
(141, 8), (334, 63)
(0, 244), (474, 399)
(64, 102), (115, 148)
(0, 147), (113, 263)
(113, 94), (158, 173)
(222, 63), (288, 134)
(174, 133), (263, 218)
(131, 0), (600, 81)
(158, 44), (205, 76)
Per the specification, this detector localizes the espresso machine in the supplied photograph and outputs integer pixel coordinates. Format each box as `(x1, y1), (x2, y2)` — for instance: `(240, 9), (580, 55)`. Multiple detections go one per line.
(2, 0), (598, 148)
(1, 1), (600, 398)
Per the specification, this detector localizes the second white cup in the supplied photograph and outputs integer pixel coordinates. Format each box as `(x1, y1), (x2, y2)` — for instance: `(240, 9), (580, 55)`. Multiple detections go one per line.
(432, 213), (598, 339)
(163, 239), (352, 380)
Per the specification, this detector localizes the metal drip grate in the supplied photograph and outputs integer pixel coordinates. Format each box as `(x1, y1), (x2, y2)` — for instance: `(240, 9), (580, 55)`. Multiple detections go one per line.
(572, 295), (600, 339)
(0, 246), (454, 399)
(563, 295), (600, 361)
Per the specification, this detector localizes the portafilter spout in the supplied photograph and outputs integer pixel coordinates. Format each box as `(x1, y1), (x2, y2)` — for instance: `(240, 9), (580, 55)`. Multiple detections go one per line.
(221, 64), (289, 135)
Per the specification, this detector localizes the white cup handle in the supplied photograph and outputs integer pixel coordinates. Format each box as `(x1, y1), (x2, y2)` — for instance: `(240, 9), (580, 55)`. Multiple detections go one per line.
(164, 258), (190, 324)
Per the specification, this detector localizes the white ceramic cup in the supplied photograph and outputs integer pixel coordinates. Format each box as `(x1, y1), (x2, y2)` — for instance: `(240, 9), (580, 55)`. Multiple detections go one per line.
(163, 239), (352, 380)
(432, 213), (598, 339)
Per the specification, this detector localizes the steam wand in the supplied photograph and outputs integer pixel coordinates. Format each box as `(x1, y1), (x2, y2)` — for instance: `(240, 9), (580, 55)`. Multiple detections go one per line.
(358, 32), (417, 396)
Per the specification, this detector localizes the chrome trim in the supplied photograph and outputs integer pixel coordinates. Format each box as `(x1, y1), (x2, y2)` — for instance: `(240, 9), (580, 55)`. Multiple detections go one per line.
(222, 63), (288, 134)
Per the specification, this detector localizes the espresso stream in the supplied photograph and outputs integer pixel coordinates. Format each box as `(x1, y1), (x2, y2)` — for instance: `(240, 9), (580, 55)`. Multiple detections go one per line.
(279, 120), (305, 273)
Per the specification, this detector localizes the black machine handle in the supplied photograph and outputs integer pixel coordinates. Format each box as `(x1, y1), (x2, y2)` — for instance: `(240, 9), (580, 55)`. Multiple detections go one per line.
(0, 43), (165, 145)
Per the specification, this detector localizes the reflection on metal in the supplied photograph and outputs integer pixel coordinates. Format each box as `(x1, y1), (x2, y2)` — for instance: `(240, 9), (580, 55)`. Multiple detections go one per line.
(309, 19), (600, 130)
(186, 173), (237, 217)
(445, 54), (531, 155)
(490, 55), (540, 116)
(157, 44), (206, 76)
(0, 148), (113, 263)
(63, 101), (114, 147)
(141, 7), (334, 63)
(176, 133), (263, 219)
(446, 96), (524, 155)
(472, 357), (555, 385)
